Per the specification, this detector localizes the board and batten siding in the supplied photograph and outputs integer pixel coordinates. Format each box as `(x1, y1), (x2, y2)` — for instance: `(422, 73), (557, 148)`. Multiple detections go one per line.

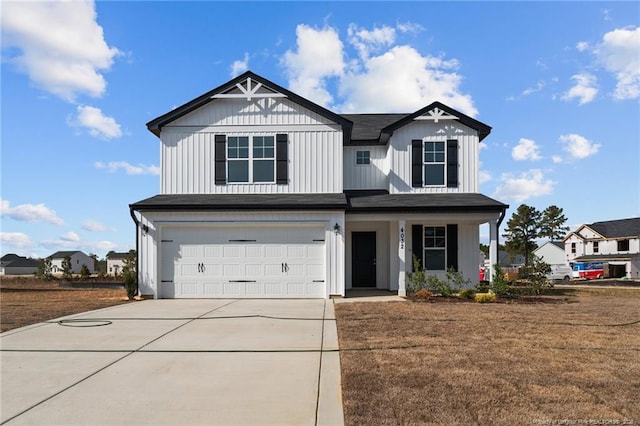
(160, 98), (343, 194)
(136, 210), (345, 298)
(343, 146), (388, 190)
(388, 121), (480, 194)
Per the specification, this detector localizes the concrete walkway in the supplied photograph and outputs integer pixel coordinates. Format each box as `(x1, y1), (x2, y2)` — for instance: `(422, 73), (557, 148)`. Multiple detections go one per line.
(0, 300), (343, 426)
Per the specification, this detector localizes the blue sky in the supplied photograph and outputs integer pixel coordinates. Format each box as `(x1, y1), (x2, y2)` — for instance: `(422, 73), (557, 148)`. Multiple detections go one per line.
(1, 1), (639, 259)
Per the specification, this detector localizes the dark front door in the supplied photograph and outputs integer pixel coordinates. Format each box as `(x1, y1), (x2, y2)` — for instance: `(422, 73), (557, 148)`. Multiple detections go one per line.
(352, 232), (376, 287)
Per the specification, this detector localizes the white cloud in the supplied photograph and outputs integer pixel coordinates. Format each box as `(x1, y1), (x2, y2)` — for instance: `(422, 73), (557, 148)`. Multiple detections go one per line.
(70, 105), (122, 139)
(562, 73), (598, 105)
(552, 155), (563, 164)
(347, 24), (396, 60)
(339, 45), (476, 115)
(396, 21), (424, 35)
(593, 26), (640, 100)
(230, 52), (249, 77)
(281, 23), (476, 116)
(0, 232), (33, 249)
(493, 169), (555, 203)
(512, 138), (542, 161)
(559, 133), (601, 159)
(479, 170), (492, 184)
(82, 220), (107, 232)
(576, 41), (590, 52)
(94, 161), (160, 175)
(1, 1), (120, 102)
(522, 81), (545, 96)
(282, 24), (345, 107)
(1, 199), (64, 225)
(60, 231), (80, 242)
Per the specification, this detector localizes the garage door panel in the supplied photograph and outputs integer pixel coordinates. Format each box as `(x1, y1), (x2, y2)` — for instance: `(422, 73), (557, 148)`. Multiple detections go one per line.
(161, 226), (326, 298)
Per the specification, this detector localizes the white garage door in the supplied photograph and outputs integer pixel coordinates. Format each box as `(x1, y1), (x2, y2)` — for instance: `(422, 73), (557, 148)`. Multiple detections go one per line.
(160, 225), (326, 298)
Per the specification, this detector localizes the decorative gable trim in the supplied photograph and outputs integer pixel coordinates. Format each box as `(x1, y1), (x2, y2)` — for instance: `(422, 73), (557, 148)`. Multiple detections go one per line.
(381, 101), (492, 142)
(146, 71), (353, 142)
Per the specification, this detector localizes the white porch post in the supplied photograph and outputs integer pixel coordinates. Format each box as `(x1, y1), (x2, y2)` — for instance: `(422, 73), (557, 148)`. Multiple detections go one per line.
(488, 219), (498, 282)
(398, 220), (406, 296)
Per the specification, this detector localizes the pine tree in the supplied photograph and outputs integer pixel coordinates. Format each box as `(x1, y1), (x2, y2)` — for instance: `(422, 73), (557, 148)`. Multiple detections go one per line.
(539, 205), (570, 241)
(502, 204), (541, 266)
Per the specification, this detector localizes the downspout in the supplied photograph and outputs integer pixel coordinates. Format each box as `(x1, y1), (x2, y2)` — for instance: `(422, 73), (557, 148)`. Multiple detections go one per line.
(129, 207), (148, 296)
(496, 207), (507, 263)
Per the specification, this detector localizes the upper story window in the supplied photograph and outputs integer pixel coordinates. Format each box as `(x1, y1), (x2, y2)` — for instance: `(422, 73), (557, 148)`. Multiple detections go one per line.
(593, 241), (599, 253)
(356, 150), (370, 165)
(423, 141), (445, 186)
(617, 239), (630, 252)
(571, 242), (576, 254)
(424, 226), (446, 270)
(227, 136), (275, 183)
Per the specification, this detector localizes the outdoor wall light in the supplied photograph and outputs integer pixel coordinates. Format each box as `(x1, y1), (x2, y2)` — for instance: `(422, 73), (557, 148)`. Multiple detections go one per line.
(333, 223), (340, 234)
(142, 224), (149, 236)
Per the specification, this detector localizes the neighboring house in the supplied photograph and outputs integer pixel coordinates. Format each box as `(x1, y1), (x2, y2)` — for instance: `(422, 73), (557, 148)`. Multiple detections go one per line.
(130, 71), (508, 299)
(49, 251), (95, 275)
(0, 254), (38, 275)
(564, 217), (640, 279)
(534, 241), (566, 266)
(106, 252), (131, 276)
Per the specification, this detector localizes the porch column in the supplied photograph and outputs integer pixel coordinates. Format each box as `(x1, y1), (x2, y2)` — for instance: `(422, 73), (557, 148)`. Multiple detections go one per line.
(398, 220), (406, 296)
(488, 219), (498, 282)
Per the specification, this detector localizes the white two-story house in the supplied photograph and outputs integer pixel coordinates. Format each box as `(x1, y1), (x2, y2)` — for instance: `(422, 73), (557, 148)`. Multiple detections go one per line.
(564, 217), (640, 279)
(130, 72), (508, 299)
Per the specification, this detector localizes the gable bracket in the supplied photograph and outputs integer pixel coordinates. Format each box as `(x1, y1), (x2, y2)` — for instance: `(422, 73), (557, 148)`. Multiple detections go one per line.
(211, 77), (287, 101)
(414, 107), (458, 123)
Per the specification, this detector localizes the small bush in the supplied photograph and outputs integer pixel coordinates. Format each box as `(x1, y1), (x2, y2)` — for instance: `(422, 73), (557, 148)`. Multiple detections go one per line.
(475, 293), (497, 303)
(490, 264), (512, 297)
(413, 289), (434, 300)
(458, 289), (475, 299)
(406, 254), (427, 293)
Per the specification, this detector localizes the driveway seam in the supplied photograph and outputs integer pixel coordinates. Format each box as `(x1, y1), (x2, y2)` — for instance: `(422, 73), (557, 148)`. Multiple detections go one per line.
(314, 299), (327, 426)
(1, 300), (239, 425)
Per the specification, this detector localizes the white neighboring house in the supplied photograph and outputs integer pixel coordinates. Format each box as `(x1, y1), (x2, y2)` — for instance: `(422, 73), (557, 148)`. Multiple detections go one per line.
(0, 254), (38, 275)
(49, 251), (95, 275)
(130, 71), (509, 299)
(534, 241), (566, 266)
(564, 217), (640, 279)
(106, 252), (131, 276)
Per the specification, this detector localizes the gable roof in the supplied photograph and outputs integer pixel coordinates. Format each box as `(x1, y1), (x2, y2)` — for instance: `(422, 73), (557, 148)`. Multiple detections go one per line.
(588, 218), (640, 239)
(146, 71), (353, 141)
(106, 252), (131, 260)
(1, 253), (22, 262)
(342, 102), (491, 145)
(49, 250), (84, 259)
(1, 258), (38, 268)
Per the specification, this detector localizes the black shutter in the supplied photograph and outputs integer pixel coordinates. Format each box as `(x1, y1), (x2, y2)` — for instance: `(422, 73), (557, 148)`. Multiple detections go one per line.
(447, 224), (458, 271)
(447, 140), (458, 188)
(214, 135), (226, 185)
(276, 134), (288, 184)
(412, 224), (423, 270)
(411, 139), (423, 188)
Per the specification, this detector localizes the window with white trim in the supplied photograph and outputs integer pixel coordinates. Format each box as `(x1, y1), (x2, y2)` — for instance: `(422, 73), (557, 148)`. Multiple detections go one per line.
(227, 136), (275, 183)
(356, 150), (370, 165)
(424, 226), (446, 270)
(593, 241), (599, 253)
(423, 141), (445, 186)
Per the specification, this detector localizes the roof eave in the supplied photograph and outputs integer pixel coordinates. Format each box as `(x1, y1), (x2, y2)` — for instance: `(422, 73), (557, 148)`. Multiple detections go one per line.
(146, 71), (353, 138)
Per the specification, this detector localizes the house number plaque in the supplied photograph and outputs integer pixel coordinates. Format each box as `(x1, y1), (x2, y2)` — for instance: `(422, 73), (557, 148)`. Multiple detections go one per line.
(399, 227), (405, 249)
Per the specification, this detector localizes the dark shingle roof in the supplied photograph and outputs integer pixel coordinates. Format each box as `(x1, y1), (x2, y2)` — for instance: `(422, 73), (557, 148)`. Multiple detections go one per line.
(1, 258), (38, 268)
(1, 253), (22, 262)
(341, 114), (407, 144)
(49, 251), (82, 259)
(550, 241), (564, 249)
(106, 252), (131, 260)
(345, 191), (508, 213)
(130, 194), (348, 211)
(575, 254), (635, 262)
(588, 218), (640, 238)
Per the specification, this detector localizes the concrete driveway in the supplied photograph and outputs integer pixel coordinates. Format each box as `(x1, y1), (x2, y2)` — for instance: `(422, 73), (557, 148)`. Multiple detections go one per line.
(0, 299), (343, 426)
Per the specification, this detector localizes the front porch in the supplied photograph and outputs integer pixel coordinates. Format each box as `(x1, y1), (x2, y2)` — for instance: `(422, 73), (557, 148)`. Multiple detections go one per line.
(344, 213), (503, 296)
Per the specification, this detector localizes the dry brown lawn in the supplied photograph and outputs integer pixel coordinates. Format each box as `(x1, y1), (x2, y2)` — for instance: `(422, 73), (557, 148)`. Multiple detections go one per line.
(0, 278), (130, 333)
(335, 288), (640, 426)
